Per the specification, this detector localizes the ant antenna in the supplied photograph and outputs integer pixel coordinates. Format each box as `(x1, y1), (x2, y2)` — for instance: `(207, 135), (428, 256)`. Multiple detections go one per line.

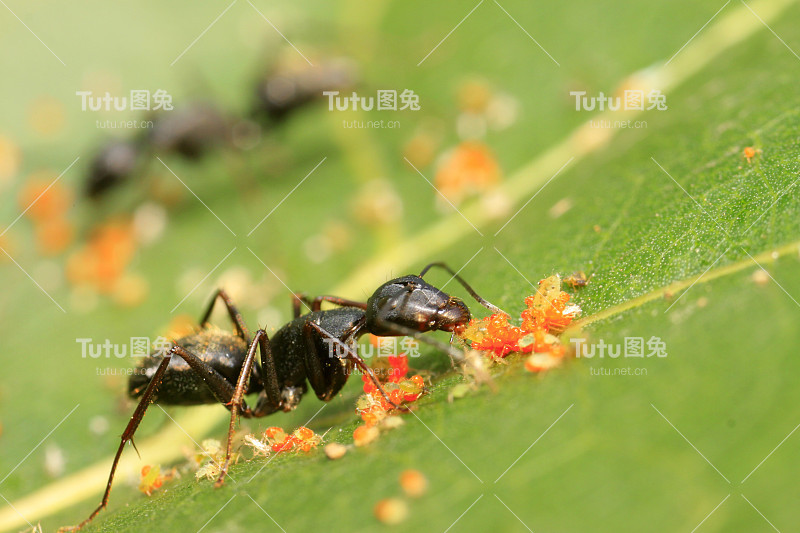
(419, 262), (507, 315)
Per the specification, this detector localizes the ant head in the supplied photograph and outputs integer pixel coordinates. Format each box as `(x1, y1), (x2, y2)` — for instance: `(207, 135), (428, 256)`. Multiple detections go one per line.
(365, 275), (471, 336)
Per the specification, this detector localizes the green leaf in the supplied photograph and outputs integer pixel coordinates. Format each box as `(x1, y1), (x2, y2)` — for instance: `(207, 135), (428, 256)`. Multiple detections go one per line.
(2, 1), (800, 532)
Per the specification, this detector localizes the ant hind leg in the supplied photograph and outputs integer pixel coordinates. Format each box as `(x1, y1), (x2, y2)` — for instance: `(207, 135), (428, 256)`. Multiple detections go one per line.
(292, 293), (367, 318)
(199, 289), (250, 341)
(59, 349), (177, 532)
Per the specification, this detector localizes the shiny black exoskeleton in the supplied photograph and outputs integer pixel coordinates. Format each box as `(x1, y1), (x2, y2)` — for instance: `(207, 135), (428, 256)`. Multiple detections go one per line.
(85, 139), (142, 198)
(252, 58), (357, 123)
(84, 103), (231, 199)
(148, 103), (230, 159)
(62, 263), (500, 531)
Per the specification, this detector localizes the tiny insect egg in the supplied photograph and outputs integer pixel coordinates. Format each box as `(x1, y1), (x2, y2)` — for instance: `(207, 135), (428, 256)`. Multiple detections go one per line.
(751, 269), (769, 286)
(379, 416), (404, 430)
(374, 498), (409, 525)
(353, 425), (379, 447)
(0, 136), (21, 187)
(524, 353), (561, 373)
(324, 442), (347, 460)
(399, 469), (428, 498)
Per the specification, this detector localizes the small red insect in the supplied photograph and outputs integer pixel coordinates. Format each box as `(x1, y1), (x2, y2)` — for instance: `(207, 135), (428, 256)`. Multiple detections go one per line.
(743, 146), (761, 163)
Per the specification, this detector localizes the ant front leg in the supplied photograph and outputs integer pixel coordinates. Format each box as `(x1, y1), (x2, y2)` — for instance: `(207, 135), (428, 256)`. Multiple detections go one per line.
(292, 293), (367, 318)
(200, 289), (250, 341)
(306, 322), (398, 408)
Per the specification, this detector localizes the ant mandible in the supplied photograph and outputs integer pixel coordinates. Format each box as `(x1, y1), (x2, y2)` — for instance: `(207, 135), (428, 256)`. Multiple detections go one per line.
(61, 262), (501, 531)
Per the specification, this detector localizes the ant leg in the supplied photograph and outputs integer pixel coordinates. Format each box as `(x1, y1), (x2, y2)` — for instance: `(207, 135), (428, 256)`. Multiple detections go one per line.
(163, 346), (265, 487)
(291, 293), (308, 318)
(60, 347), (179, 532)
(199, 289), (250, 341)
(310, 296), (367, 311)
(62, 344), (257, 531)
(419, 262), (506, 315)
(252, 329), (283, 415)
(214, 329), (277, 487)
(300, 321), (348, 401)
(306, 322), (398, 408)
(292, 293), (367, 317)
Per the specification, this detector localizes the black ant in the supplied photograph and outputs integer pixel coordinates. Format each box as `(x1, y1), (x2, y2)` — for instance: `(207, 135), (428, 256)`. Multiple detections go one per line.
(61, 263), (501, 531)
(84, 138), (144, 198)
(85, 103), (231, 198)
(251, 57), (357, 123)
(85, 57), (356, 198)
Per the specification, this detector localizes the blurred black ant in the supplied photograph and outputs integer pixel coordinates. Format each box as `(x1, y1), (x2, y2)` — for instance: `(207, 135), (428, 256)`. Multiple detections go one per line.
(85, 103), (232, 198)
(84, 138), (144, 198)
(251, 57), (357, 123)
(61, 263), (501, 531)
(147, 103), (230, 160)
(85, 58), (357, 199)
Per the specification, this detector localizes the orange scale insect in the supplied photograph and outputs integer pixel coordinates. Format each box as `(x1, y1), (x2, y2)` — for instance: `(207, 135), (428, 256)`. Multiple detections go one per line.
(294, 427), (314, 440)
(472, 336), (517, 357)
(384, 354), (410, 384)
(271, 438), (295, 453)
(361, 373), (378, 394)
(398, 376), (425, 402)
(263, 426), (286, 441)
(543, 315), (574, 334)
(361, 410), (380, 426)
(402, 392), (421, 403)
(18, 177), (72, 222)
(389, 389), (404, 405)
(460, 274), (580, 359)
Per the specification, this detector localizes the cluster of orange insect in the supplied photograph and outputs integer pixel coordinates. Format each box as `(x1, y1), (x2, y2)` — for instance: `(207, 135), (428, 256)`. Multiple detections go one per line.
(17, 176), (74, 256)
(347, 353), (427, 447)
(459, 274), (581, 372)
(138, 465), (176, 496)
(358, 354), (425, 427)
(259, 426), (323, 453)
(66, 220), (137, 293)
(434, 142), (501, 206)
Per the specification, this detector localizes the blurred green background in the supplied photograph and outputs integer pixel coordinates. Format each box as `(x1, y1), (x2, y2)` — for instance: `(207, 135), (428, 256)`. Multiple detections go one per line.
(1, 0), (800, 531)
